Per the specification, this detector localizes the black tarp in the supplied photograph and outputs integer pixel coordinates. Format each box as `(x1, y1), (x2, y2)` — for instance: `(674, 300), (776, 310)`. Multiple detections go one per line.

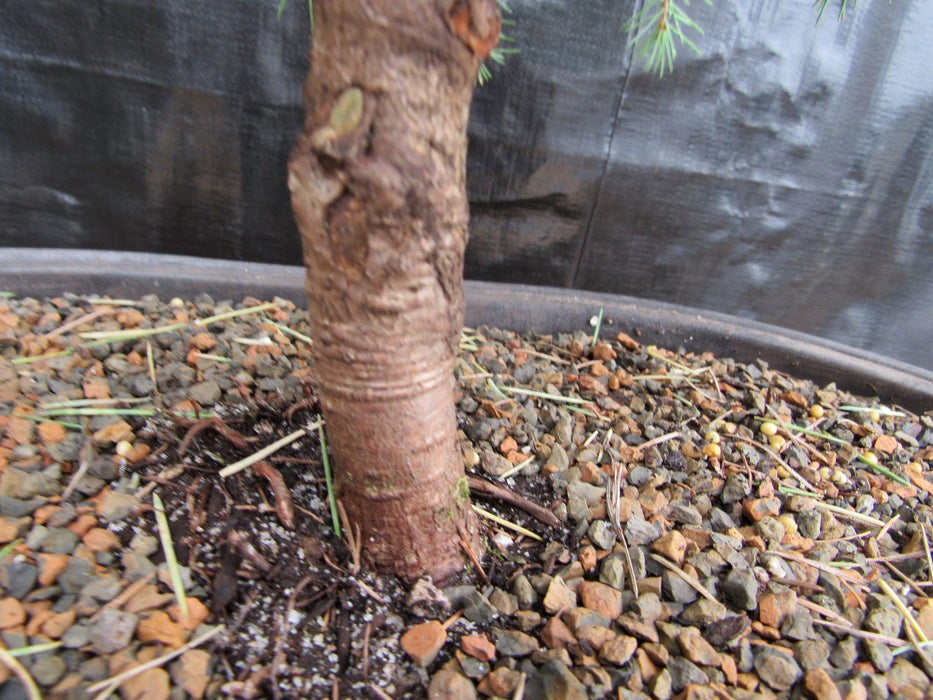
(1, 0), (931, 370)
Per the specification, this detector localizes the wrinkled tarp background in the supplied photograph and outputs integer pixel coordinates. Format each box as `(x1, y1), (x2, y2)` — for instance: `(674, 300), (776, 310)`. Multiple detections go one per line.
(1, 0), (931, 370)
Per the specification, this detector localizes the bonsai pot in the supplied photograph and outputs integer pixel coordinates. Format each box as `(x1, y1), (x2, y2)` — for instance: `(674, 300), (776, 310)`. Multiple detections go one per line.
(1, 247), (931, 412)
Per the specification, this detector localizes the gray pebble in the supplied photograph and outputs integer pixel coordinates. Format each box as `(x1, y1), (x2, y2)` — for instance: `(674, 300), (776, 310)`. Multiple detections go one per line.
(122, 550), (157, 582)
(668, 657), (708, 692)
(0, 497), (46, 518)
(81, 576), (123, 602)
(754, 646), (802, 691)
(28, 655), (66, 686)
(624, 514), (660, 546)
(493, 628), (538, 657)
(39, 527), (78, 554)
(98, 491), (140, 522)
(525, 659), (587, 700)
(88, 608), (138, 654)
(587, 520), (616, 550)
(864, 640), (894, 672)
(58, 557), (95, 594)
(721, 568), (759, 611)
(794, 638), (830, 670)
(0, 561), (37, 598)
(188, 379), (222, 405)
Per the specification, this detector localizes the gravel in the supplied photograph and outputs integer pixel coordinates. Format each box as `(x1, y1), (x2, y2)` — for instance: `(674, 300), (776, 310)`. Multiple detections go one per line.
(1, 291), (932, 698)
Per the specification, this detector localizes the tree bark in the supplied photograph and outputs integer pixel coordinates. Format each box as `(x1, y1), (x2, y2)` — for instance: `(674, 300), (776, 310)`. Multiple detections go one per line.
(288, 0), (500, 581)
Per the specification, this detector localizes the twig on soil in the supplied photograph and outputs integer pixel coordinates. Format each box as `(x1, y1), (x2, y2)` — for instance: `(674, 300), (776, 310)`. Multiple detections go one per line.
(636, 431), (682, 451)
(732, 434), (816, 491)
(878, 577), (928, 643)
(0, 647), (41, 700)
(883, 561), (928, 599)
(253, 461), (295, 529)
(459, 526), (490, 585)
(512, 671), (526, 700)
(177, 416), (252, 456)
(606, 464), (638, 597)
(648, 553), (719, 603)
(924, 523), (933, 586)
(61, 437), (95, 503)
(768, 550), (868, 587)
(472, 505), (542, 540)
(487, 379), (589, 405)
(219, 425), (316, 478)
(89, 571), (157, 622)
(87, 625), (225, 699)
(467, 477), (560, 527)
(497, 455), (536, 480)
(812, 619), (905, 647)
(39, 307), (114, 339)
(814, 501), (885, 528)
(361, 620), (373, 678)
(336, 501), (360, 575)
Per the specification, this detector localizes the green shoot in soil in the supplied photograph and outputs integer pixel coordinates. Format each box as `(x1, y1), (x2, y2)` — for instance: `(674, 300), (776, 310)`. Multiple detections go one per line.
(319, 423), (341, 538)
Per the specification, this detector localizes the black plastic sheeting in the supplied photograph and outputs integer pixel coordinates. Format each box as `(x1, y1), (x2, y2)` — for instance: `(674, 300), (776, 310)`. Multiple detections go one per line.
(1, 1), (932, 371)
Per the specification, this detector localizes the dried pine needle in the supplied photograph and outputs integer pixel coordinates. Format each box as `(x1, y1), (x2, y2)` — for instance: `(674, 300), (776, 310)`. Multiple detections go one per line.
(472, 504), (542, 540)
(152, 492), (189, 624)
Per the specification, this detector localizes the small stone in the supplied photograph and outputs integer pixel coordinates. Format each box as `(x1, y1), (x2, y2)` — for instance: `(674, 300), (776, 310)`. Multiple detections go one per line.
(513, 575), (537, 609)
(91, 420), (133, 447)
(794, 638), (830, 670)
(477, 667), (522, 697)
(616, 614), (659, 643)
(781, 608), (815, 641)
(97, 491), (140, 523)
(39, 527), (78, 554)
(863, 640), (893, 672)
(122, 550), (157, 582)
(625, 514), (661, 545)
(0, 561), (38, 598)
(401, 620), (446, 667)
(88, 608), (138, 653)
(36, 553), (70, 586)
(524, 659), (587, 700)
(703, 615), (750, 648)
(678, 627), (721, 666)
(667, 657), (708, 692)
(83, 527), (121, 553)
(754, 647), (802, 692)
(188, 380), (221, 406)
(758, 590), (797, 628)
(428, 669), (476, 700)
(587, 520), (616, 550)
(577, 580), (623, 620)
(493, 628), (537, 657)
(408, 578), (452, 619)
(40, 608), (75, 639)
(460, 633), (495, 662)
(0, 597), (26, 629)
(30, 655), (67, 686)
(680, 599), (729, 626)
(137, 610), (187, 648)
(804, 668), (842, 700)
(721, 568), (759, 611)
(543, 576), (577, 614)
(540, 616), (576, 649)
(600, 634), (638, 665)
(651, 530), (687, 565)
(863, 603), (903, 638)
(599, 554), (627, 591)
(743, 497), (781, 522)
(121, 667), (170, 700)
(630, 592), (664, 622)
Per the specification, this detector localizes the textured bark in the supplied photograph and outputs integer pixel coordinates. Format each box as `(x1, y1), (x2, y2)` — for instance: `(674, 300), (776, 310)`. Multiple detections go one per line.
(288, 0), (500, 581)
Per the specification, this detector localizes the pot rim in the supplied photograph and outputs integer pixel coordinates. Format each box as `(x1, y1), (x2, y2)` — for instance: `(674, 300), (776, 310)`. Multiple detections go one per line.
(2, 247), (930, 411)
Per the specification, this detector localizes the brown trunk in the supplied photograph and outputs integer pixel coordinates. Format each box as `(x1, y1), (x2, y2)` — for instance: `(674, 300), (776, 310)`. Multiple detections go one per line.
(287, 0), (499, 581)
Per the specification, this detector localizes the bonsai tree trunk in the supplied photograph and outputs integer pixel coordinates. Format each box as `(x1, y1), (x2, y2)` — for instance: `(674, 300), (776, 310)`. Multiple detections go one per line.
(288, 0), (500, 582)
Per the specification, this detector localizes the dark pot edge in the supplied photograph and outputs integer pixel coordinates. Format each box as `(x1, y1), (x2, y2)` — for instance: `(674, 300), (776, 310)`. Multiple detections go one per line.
(2, 248), (931, 412)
